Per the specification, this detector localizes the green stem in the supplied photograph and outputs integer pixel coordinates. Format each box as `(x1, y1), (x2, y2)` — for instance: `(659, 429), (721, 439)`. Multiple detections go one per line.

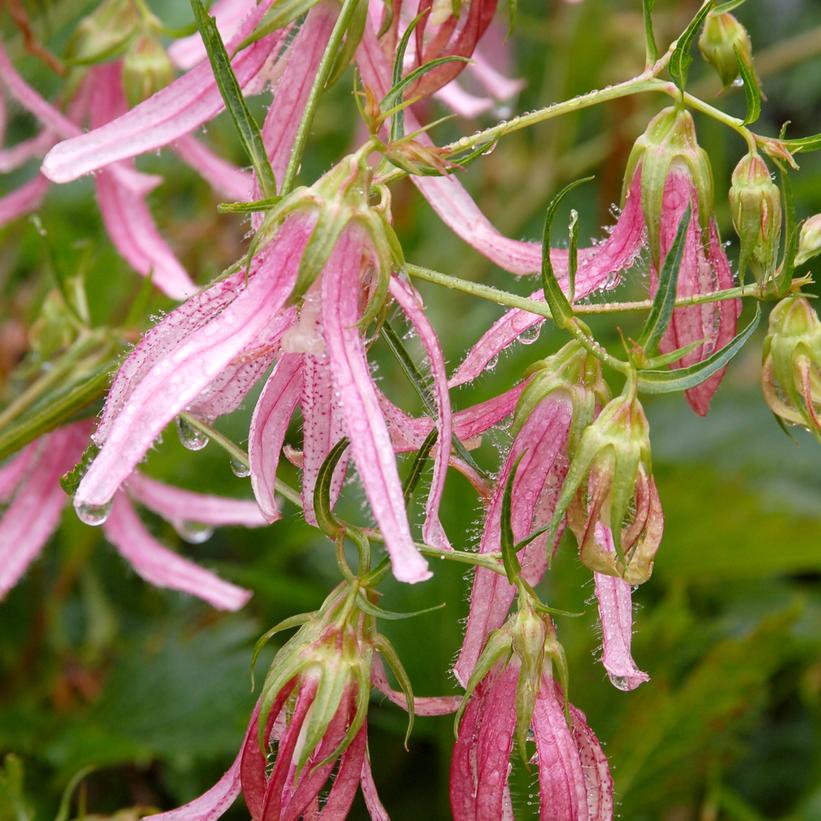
(278, 0), (362, 195)
(179, 413), (303, 508)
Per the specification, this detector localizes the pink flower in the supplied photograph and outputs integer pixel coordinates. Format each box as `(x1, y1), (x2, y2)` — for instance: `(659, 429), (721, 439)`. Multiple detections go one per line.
(451, 661), (613, 821)
(0, 423), (264, 609)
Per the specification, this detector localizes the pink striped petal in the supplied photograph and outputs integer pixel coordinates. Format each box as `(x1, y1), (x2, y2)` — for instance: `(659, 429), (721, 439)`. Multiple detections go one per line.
(300, 352), (348, 526)
(248, 353), (304, 523)
(450, 664), (518, 821)
(306, 722), (366, 820)
(0, 443), (37, 501)
(371, 656), (460, 716)
(454, 396), (572, 685)
(593, 523), (649, 691)
(434, 81), (496, 118)
(0, 174), (49, 226)
(103, 494), (251, 610)
(173, 135), (253, 200)
(41, 0), (281, 183)
(531, 683), (589, 820)
(360, 751), (390, 821)
(389, 276), (452, 549)
(0, 428), (84, 598)
(0, 129), (54, 172)
(169, 0), (258, 69)
(568, 701), (614, 820)
(470, 46), (524, 102)
(320, 229), (430, 584)
(77, 216), (313, 510)
(126, 472), (267, 527)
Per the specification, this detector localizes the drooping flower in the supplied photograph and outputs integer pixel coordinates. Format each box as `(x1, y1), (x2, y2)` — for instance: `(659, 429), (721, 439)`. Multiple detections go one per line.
(0, 422), (263, 609)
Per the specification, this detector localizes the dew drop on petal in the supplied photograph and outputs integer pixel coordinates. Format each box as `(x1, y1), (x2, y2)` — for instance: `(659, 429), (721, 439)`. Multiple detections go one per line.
(175, 520), (214, 544)
(230, 456), (251, 478)
(74, 499), (112, 526)
(608, 674), (631, 691)
(519, 325), (541, 345)
(176, 416), (209, 451)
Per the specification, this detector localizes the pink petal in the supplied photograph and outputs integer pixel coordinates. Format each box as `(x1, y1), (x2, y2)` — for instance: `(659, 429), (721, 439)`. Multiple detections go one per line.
(469, 45), (525, 102)
(0, 128), (54, 173)
(0, 443), (37, 502)
(103, 494), (251, 610)
(389, 276), (453, 549)
(308, 721), (366, 820)
(454, 396), (572, 686)
(568, 701), (614, 821)
(173, 135), (253, 200)
(77, 215), (313, 509)
(360, 750), (390, 821)
(593, 523), (649, 691)
(0, 428), (85, 598)
(248, 353), (304, 523)
(126, 472), (267, 527)
(300, 352), (348, 526)
(434, 81), (496, 118)
(320, 229), (430, 584)
(0, 174), (50, 226)
(41, 0), (282, 183)
(531, 682), (589, 821)
(169, 0), (258, 70)
(450, 664), (518, 821)
(371, 656), (460, 717)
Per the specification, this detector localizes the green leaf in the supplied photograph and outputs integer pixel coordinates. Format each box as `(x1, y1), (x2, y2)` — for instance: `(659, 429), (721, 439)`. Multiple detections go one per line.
(190, 0), (277, 197)
(355, 593), (445, 621)
(237, 0), (321, 49)
(669, 0), (715, 92)
(642, 0), (657, 65)
(540, 177), (594, 329)
(326, 0), (367, 87)
(403, 428), (438, 503)
(714, 0), (747, 12)
(780, 133), (821, 154)
(0, 755), (33, 821)
(637, 205), (691, 354)
(387, 9), (428, 141)
(500, 454), (525, 584)
(567, 209), (579, 304)
(313, 437), (350, 537)
(637, 304), (760, 394)
(735, 46), (761, 125)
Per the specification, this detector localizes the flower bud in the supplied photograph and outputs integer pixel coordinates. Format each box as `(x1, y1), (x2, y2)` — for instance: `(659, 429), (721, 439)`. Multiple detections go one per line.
(66, 0), (140, 65)
(761, 297), (821, 439)
(698, 11), (753, 88)
(795, 214), (821, 266)
(623, 106), (714, 265)
(729, 153), (782, 283)
(122, 34), (173, 107)
(513, 338), (610, 445)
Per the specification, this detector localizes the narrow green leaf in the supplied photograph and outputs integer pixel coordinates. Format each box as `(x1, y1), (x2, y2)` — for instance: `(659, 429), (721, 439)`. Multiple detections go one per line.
(735, 46), (761, 125)
(387, 9), (428, 141)
(54, 766), (95, 821)
(402, 428), (438, 503)
(780, 133), (821, 154)
(326, 0), (367, 87)
(313, 437), (350, 537)
(567, 209), (579, 304)
(190, 0), (277, 197)
(356, 593), (445, 621)
(237, 0), (321, 49)
(637, 205), (691, 353)
(500, 454), (525, 584)
(669, 0), (715, 92)
(637, 304), (760, 394)
(540, 177), (594, 328)
(714, 0), (747, 12)
(642, 0), (657, 65)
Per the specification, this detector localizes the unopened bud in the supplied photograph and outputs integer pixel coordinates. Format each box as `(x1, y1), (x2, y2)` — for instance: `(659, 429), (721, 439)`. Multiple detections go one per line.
(623, 107), (714, 265)
(123, 35), (173, 107)
(795, 214), (821, 266)
(66, 0), (140, 65)
(729, 153), (782, 283)
(761, 297), (821, 438)
(698, 11), (753, 88)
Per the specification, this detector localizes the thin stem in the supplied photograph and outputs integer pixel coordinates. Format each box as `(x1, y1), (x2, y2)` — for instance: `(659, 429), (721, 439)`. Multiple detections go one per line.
(179, 413), (303, 508)
(278, 0), (361, 195)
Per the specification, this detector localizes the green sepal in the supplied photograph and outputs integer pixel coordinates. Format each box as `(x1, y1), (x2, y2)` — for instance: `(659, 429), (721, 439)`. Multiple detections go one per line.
(403, 428), (438, 503)
(257, 651), (310, 750)
(382, 55), (471, 124)
(190, 0), (277, 198)
(296, 663), (350, 774)
(290, 205), (350, 306)
(237, 0), (322, 49)
(217, 195), (283, 214)
(714, 0), (747, 11)
(669, 0), (715, 92)
(773, 160), (798, 296)
(636, 204), (691, 354)
(501, 454), (525, 585)
(540, 177), (595, 329)
(355, 593), (445, 621)
(313, 437), (351, 538)
(735, 45), (761, 125)
(60, 441), (100, 497)
(780, 133), (821, 155)
(643, 337), (705, 369)
(251, 612), (316, 688)
(637, 304), (761, 393)
(567, 209), (579, 305)
(375, 633), (416, 749)
(326, 0), (368, 88)
(386, 9), (428, 141)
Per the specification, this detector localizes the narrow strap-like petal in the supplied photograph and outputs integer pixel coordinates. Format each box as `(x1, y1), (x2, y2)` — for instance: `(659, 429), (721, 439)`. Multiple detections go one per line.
(360, 747), (390, 821)
(248, 353), (304, 523)
(568, 701), (614, 821)
(371, 656), (460, 716)
(0, 128), (54, 173)
(0, 174), (49, 227)
(174, 135), (253, 200)
(320, 229), (430, 583)
(0, 443), (37, 501)
(78, 216), (312, 509)
(126, 472), (267, 527)
(103, 494), (251, 610)
(593, 524), (649, 691)
(314, 722), (367, 819)
(389, 276), (452, 549)
(41, 0), (281, 182)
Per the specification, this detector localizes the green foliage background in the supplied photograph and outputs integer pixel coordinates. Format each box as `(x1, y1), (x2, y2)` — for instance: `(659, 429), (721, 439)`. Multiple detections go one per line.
(1, 1), (820, 818)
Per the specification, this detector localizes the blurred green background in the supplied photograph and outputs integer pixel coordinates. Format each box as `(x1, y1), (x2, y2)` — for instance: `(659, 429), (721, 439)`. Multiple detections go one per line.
(1, 0), (820, 818)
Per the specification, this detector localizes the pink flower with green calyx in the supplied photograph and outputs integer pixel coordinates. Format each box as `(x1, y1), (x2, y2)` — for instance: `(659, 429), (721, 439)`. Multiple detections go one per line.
(551, 382), (663, 586)
(698, 11), (755, 89)
(761, 297), (821, 441)
(452, 600), (613, 821)
(729, 152), (782, 284)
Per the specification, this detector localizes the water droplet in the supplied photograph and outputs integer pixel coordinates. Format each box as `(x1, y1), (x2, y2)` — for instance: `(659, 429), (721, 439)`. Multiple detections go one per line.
(230, 456), (250, 478)
(519, 325), (541, 345)
(175, 520), (214, 544)
(176, 416), (209, 451)
(74, 499), (112, 526)
(608, 674), (632, 691)
(732, 76), (744, 88)
(486, 354), (500, 371)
